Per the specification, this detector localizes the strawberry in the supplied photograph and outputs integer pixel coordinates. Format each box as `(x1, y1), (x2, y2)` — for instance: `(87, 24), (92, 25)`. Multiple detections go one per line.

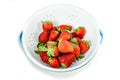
(42, 21), (53, 31)
(75, 27), (86, 39)
(71, 32), (77, 38)
(71, 44), (80, 58)
(76, 37), (81, 43)
(57, 25), (72, 32)
(59, 53), (75, 68)
(38, 31), (49, 42)
(80, 40), (90, 54)
(49, 58), (60, 68)
(70, 37), (81, 44)
(57, 31), (71, 41)
(47, 46), (59, 57)
(49, 30), (59, 41)
(51, 26), (57, 31)
(40, 52), (48, 63)
(58, 40), (74, 53)
(46, 41), (57, 47)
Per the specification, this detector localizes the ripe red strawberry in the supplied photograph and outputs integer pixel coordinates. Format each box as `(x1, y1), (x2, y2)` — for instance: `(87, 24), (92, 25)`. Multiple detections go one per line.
(57, 25), (72, 32)
(42, 21), (53, 31)
(71, 44), (80, 58)
(71, 32), (77, 38)
(59, 53), (75, 68)
(49, 58), (60, 68)
(51, 26), (57, 31)
(46, 41), (57, 47)
(80, 40), (90, 54)
(49, 30), (59, 41)
(76, 37), (81, 43)
(58, 40), (74, 53)
(40, 52), (48, 63)
(57, 31), (71, 41)
(38, 31), (49, 42)
(47, 46), (59, 57)
(75, 27), (86, 39)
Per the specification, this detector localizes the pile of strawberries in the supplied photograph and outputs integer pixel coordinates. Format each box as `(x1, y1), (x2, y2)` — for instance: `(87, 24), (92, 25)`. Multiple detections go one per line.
(35, 21), (90, 68)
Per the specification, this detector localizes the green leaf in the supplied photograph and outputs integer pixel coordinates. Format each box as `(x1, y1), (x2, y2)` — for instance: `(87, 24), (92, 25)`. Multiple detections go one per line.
(74, 58), (77, 62)
(34, 50), (40, 54)
(41, 20), (51, 24)
(38, 45), (48, 52)
(79, 55), (85, 59)
(37, 42), (45, 48)
(47, 41), (57, 47)
(75, 27), (83, 32)
(47, 47), (55, 57)
(70, 38), (78, 44)
(65, 27), (71, 31)
(56, 26), (60, 32)
(61, 63), (67, 68)
(72, 43), (77, 49)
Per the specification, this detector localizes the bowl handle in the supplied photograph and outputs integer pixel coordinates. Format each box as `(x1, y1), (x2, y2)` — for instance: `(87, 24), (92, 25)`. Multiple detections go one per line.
(18, 31), (24, 51)
(99, 29), (103, 44)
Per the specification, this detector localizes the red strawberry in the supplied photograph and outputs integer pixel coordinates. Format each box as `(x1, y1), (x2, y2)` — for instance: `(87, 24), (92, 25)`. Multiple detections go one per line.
(40, 52), (48, 63)
(49, 30), (59, 41)
(80, 40), (90, 54)
(47, 46), (59, 57)
(71, 44), (80, 58)
(75, 27), (86, 39)
(46, 41), (57, 47)
(49, 58), (60, 68)
(76, 37), (81, 43)
(51, 26), (57, 31)
(59, 53), (75, 68)
(42, 21), (53, 31)
(71, 32), (77, 38)
(38, 31), (49, 42)
(57, 31), (71, 41)
(57, 25), (72, 32)
(58, 40), (74, 53)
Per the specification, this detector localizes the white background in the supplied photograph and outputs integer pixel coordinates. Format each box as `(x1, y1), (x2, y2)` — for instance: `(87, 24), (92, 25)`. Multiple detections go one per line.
(0, 0), (120, 80)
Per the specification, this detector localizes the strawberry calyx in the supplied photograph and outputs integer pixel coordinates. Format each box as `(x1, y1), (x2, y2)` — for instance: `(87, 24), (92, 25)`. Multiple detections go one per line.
(47, 46), (55, 57)
(70, 38), (79, 44)
(75, 27), (84, 32)
(41, 21), (52, 25)
(72, 43), (78, 48)
(47, 41), (57, 47)
(61, 63), (67, 68)
(56, 26), (60, 31)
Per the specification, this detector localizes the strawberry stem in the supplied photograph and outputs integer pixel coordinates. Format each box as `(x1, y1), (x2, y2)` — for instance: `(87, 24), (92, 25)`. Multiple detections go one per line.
(61, 63), (67, 68)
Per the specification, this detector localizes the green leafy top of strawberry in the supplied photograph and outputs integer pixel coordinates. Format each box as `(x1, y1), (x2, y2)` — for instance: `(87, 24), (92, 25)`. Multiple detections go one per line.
(61, 63), (67, 68)
(56, 26), (60, 32)
(74, 55), (85, 61)
(75, 27), (84, 32)
(47, 41), (57, 47)
(41, 21), (52, 25)
(38, 45), (48, 52)
(72, 43), (78, 48)
(70, 38), (79, 44)
(47, 46), (54, 56)
(37, 42), (45, 48)
(34, 42), (48, 54)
